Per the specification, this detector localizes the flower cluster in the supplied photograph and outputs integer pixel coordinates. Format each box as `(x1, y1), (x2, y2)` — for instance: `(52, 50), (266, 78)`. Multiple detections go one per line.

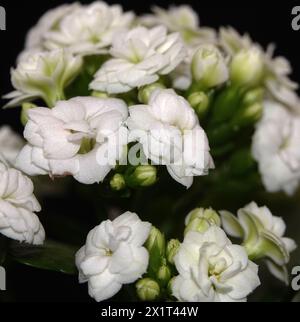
(0, 2), (299, 303)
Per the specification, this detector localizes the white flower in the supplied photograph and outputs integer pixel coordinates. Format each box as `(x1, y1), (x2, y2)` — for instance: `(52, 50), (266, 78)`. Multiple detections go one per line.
(0, 126), (24, 166)
(252, 100), (300, 195)
(76, 211), (151, 302)
(90, 26), (187, 94)
(140, 5), (216, 46)
(0, 160), (45, 245)
(219, 27), (252, 55)
(172, 226), (260, 302)
(5, 49), (82, 108)
(127, 89), (214, 189)
(221, 202), (297, 283)
(192, 44), (229, 89)
(24, 3), (81, 51)
(242, 202), (297, 254)
(16, 96), (128, 185)
(44, 1), (134, 55)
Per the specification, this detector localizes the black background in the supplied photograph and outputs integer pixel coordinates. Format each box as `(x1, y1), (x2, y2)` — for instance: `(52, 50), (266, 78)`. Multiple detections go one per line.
(0, 0), (299, 302)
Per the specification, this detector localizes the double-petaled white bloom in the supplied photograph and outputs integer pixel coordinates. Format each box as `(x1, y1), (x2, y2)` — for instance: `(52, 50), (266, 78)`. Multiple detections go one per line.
(44, 1), (134, 56)
(221, 202), (297, 283)
(172, 226), (260, 302)
(0, 160), (45, 245)
(0, 126), (24, 166)
(192, 44), (229, 89)
(140, 5), (216, 46)
(252, 100), (300, 195)
(16, 96), (128, 185)
(24, 3), (81, 51)
(90, 26), (187, 94)
(127, 89), (214, 189)
(76, 211), (151, 302)
(5, 49), (82, 108)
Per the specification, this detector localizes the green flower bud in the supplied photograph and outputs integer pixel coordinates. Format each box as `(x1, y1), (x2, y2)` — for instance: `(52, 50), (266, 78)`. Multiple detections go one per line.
(138, 83), (166, 104)
(125, 165), (157, 188)
(188, 92), (210, 118)
(146, 226), (166, 256)
(242, 88), (264, 107)
(166, 239), (181, 265)
(21, 102), (36, 126)
(157, 265), (172, 287)
(230, 47), (264, 88)
(192, 45), (229, 89)
(233, 102), (263, 127)
(110, 174), (126, 191)
(136, 278), (160, 301)
(184, 208), (221, 235)
(92, 91), (109, 98)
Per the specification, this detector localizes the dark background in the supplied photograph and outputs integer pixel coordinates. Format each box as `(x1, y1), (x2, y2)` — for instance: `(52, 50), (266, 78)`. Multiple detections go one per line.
(0, 0), (300, 302)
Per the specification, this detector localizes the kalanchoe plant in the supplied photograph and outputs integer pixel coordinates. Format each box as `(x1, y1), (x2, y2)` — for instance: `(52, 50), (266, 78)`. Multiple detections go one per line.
(0, 2), (299, 302)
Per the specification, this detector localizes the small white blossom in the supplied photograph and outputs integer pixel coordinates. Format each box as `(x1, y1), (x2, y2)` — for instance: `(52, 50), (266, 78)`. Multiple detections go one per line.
(90, 26), (187, 94)
(140, 5), (216, 46)
(24, 3), (81, 51)
(127, 89), (214, 188)
(0, 126), (24, 166)
(44, 1), (134, 56)
(5, 49), (82, 108)
(252, 100), (300, 195)
(0, 160), (45, 245)
(172, 226), (260, 302)
(76, 211), (151, 302)
(221, 202), (297, 283)
(16, 96), (128, 185)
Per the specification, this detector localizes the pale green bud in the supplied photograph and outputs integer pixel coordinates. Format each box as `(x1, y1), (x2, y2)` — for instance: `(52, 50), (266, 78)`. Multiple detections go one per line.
(188, 92), (209, 118)
(21, 102), (36, 126)
(157, 265), (172, 287)
(166, 239), (181, 265)
(138, 83), (166, 104)
(136, 278), (160, 301)
(242, 88), (264, 107)
(230, 47), (264, 88)
(184, 208), (221, 235)
(233, 102), (263, 127)
(110, 174), (126, 191)
(126, 165), (157, 188)
(92, 91), (109, 98)
(192, 45), (229, 89)
(146, 226), (166, 256)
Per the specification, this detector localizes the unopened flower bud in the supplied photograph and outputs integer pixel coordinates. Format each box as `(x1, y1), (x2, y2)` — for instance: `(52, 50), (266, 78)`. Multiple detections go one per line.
(136, 278), (160, 301)
(110, 174), (126, 191)
(230, 47), (264, 88)
(233, 102), (263, 127)
(242, 88), (264, 107)
(146, 226), (166, 257)
(188, 92), (210, 118)
(126, 165), (157, 188)
(138, 83), (166, 104)
(192, 45), (229, 89)
(184, 208), (221, 235)
(92, 91), (109, 98)
(157, 265), (172, 287)
(166, 239), (181, 265)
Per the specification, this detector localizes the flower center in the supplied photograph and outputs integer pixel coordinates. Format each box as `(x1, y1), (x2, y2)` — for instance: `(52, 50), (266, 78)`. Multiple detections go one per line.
(78, 137), (96, 154)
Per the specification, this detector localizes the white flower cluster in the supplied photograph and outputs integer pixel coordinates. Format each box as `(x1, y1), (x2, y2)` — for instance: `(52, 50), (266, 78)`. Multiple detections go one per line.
(76, 212), (151, 302)
(0, 160), (45, 245)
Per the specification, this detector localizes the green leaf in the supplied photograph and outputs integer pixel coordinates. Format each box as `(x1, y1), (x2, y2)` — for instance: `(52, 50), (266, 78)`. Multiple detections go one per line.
(10, 240), (78, 275)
